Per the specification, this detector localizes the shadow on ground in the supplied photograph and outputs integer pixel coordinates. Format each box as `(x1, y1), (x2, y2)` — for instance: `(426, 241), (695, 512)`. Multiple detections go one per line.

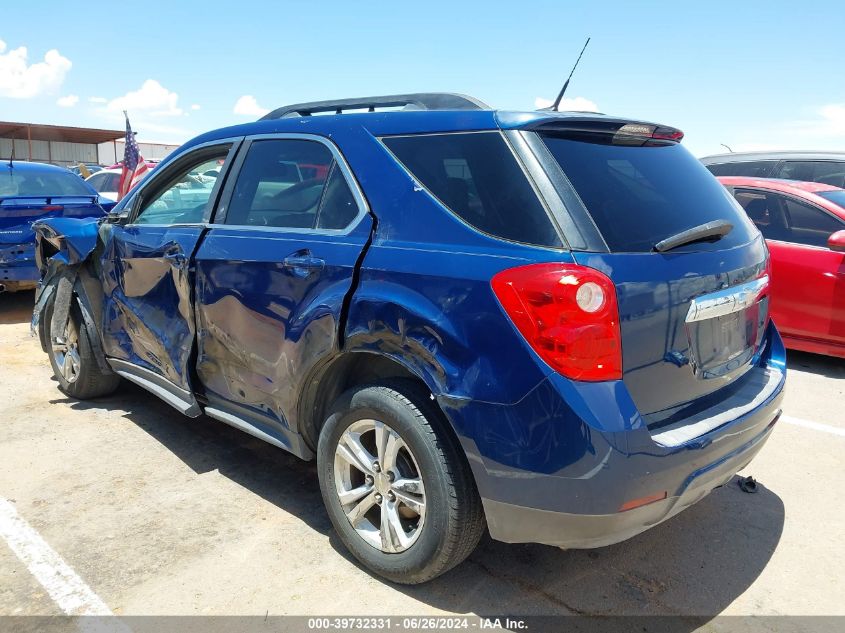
(0, 290), (35, 325)
(54, 378), (785, 625)
(787, 349), (844, 379)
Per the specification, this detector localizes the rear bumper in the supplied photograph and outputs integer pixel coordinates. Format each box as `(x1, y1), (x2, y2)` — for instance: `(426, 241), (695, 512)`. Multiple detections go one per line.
(438, 322), (786, 549)
(482, 405), (779, 548)
(0, 242), (38, 284)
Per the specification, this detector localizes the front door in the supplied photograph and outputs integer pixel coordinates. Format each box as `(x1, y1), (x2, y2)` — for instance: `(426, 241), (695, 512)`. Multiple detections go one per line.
(100, 142), (239, 413)
(193, 135), (372, 451)
(735, 188), (845, 349)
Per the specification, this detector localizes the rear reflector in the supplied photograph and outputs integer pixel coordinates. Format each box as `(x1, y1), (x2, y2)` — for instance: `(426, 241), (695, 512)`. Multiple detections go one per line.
(42, 205), (64, 212)
(491, 263), (622, 381)
(618, 491), (667, 513)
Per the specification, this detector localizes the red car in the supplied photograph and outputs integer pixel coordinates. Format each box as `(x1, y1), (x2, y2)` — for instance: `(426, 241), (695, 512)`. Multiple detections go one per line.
(719, 176), (845, 357)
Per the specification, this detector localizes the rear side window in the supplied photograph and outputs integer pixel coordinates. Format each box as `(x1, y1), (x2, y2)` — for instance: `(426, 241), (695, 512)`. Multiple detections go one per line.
(382, 132), (561, 247)
(225, 139), (359, 230)
(774, 161), (845, 188)
(541, 134), (757, 252)
(705, 161), (777, 177)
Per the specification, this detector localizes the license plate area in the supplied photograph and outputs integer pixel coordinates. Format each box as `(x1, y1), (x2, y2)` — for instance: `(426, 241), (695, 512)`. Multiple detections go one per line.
(685, 277), (769, 379)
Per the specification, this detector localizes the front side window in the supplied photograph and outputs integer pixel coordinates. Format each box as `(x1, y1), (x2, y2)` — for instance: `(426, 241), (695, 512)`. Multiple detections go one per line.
(135, 149), (229, 225)
(733, 189), (845, 246)
(782, 196), (845, 247)
(382, 132), (561, 247)
(224, 139), (359, 230)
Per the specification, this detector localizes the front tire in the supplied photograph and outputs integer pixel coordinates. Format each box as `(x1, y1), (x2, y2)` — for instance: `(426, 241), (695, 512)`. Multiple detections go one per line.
(46, 300), (120, 400)
(317, 381), (484, 584)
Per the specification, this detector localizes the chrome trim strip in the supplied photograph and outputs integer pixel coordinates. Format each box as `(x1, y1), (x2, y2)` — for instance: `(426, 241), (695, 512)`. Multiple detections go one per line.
(685, 276), (768, 323)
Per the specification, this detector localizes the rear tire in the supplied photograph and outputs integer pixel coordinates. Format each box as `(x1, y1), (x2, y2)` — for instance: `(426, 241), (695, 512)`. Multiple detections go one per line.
(317, 380), (485, 584)
(46, 299), (120, 400)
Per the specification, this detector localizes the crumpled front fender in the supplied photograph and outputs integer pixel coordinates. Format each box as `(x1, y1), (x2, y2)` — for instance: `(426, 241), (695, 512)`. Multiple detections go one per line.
(32, 216), (102, 268)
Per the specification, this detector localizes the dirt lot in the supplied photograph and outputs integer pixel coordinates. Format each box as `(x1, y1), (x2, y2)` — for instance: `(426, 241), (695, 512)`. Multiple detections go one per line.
(1, 289), (843, 624)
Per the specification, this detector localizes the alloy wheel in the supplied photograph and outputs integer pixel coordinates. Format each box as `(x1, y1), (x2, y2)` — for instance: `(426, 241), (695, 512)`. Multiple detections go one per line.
(53, 319), (81, 384)
(333, 418), (426, 553)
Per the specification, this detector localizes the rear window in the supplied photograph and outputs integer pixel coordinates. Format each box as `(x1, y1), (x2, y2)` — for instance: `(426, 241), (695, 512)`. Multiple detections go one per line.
(541, 134), (758, 252)
(0, 170), (93, 197)
(382, 132), (561, 247)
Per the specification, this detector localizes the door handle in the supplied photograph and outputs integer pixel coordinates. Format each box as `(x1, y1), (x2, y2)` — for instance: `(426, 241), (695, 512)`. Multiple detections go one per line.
(283, 252), (325, 277)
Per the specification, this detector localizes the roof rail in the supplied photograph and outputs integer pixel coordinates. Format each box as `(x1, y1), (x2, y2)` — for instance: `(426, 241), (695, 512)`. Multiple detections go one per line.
(260, 93), (490, 120)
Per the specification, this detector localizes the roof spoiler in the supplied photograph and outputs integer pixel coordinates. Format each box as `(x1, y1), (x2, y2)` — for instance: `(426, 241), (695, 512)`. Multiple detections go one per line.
(260, 93), (490, 120)
(522, 116), (683, 143)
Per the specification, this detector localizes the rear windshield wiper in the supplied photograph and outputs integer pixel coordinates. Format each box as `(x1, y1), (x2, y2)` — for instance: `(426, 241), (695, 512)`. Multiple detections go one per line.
(654, 219), (733, 253)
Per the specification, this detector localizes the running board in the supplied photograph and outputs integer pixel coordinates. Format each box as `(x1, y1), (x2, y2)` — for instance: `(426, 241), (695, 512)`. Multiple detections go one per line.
(108, 358), (202, 417)
(203, 406), (314, 460)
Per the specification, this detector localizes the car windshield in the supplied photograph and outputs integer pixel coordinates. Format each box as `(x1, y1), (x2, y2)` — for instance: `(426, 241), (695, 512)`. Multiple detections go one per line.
(0, 169), (94, 197)
(816, 189), (845, 209)
(540, 132), (758, 252)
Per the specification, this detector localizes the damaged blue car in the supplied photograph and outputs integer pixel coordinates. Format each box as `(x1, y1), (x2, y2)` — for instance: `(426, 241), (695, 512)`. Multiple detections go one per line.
(32, 93), (785, 584)
(1, 160), (113, 292)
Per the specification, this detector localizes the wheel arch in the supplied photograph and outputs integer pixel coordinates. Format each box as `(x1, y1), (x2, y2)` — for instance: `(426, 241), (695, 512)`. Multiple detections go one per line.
(297, 350), (454, 454)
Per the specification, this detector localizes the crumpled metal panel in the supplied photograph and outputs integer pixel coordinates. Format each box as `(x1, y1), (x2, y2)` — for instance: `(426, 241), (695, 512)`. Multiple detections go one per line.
(99, 224), (203, 392)
(193, 220), (372, 433)
(32, 216), (102, 266)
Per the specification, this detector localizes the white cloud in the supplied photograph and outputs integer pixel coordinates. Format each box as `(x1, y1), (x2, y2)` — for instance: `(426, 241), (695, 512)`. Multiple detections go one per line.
(106, 79), (183, 117)
(698, 102), (845, 157)
(535, 95), (600, 113)
(190, 104), (200, 111)
(233, 95), (269, 117)
(0, 39), (72, 98)
(56, 94), (78, 107)
(785, 102), (845, 139)
(88, 96), (107, 103)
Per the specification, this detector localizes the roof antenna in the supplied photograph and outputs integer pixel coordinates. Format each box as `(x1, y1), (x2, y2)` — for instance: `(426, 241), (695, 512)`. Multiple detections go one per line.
(544, 37), (591, 112)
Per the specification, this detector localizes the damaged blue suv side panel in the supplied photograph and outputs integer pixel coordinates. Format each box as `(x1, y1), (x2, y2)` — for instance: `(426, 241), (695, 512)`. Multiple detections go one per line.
(30, 100), (785, 576)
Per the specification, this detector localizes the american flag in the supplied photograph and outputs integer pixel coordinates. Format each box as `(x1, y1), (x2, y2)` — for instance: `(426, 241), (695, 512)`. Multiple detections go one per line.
(117, 113), (150, 201)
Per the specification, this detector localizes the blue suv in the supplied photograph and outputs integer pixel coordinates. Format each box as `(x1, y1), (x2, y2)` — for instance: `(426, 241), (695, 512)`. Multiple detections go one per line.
(31, 93), (785, 584)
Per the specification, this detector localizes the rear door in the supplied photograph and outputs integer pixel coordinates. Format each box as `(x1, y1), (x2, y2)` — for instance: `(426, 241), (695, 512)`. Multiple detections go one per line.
(193, 134), (371, 453)
(99, 140), (240, 414)
(734, 187), (845, 347)
(531, 127), (769, 417)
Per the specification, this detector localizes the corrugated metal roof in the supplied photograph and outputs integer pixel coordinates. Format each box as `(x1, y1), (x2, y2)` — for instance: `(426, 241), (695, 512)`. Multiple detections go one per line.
(0, 121), (124, 145)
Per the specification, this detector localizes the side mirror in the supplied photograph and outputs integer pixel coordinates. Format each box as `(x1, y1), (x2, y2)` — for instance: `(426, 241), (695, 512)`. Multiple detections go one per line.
(106, 209), (129, 224)
(829, 230), (845, 253)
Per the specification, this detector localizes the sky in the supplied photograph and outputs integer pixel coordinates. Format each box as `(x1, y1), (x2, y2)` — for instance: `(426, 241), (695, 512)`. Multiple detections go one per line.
(2, 0), (844, 157)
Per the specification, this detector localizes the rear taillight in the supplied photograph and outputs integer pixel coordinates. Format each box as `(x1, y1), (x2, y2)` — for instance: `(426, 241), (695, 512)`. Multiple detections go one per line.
(491, 263), (622, 381)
